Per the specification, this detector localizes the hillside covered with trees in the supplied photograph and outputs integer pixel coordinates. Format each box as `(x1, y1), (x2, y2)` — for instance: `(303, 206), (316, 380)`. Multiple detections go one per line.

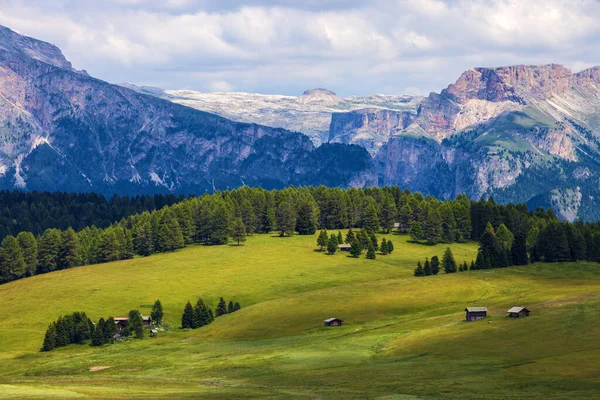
(0, 185), (598, 285)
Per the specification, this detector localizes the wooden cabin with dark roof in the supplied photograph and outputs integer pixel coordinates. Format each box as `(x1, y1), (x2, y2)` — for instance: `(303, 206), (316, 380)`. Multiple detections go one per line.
(324, 318), (343, 327)
(507, 306), (530, 318)
(465, 307), (487, 321)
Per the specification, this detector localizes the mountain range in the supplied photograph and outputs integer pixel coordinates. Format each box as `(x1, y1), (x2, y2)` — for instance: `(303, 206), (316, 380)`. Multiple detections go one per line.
(3, 25), (600, 221)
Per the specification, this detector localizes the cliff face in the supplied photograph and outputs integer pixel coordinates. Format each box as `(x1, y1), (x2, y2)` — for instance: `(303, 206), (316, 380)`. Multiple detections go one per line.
(327, 63), (600, 221)
(0, 25), (376, 195)
(328, 108), (416, 155)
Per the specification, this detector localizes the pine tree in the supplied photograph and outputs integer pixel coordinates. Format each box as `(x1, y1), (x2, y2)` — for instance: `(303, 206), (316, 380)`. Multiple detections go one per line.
(228, 301), (235, 313)
(357, 229), (370, 250)
(151, 300), (164, 325)
(104, 317), (117, 342)
(387, 240), (394, 254)
(317, 230), (328, 251)
(470, 260), (475, 271)
(209, 201), (232, 245)
(345, 229), (356, 244)
(41, 323), (57, 351)
(510, 233), (529, 266)
(430, 255), (440, 275)
(366, 243), (376, 260)
(414, 261), (425, 276)
(327, 234), (338, 255)
(182, 301), (195, 329)
(128, 310), (144, 339)
(275, 199), (296, 237)
(350, 239), (362, 258)
(37, 228), (62, 273)
(362, 204), (380, 233)
(156, 209), (185, 251)
(0, 235), (26, 282)
(233, 302), (241, 311)
(379, 193), (397, 233)
(58, 227), (81, 269)
(495, 224), (514, 252)
(194, 298), (211, 327)
(398, 204), (413, 233)
(17, 231), (38, 277)
(442, 247), (457, 273)
(96, 228), (120, 263)
(132, 212), (154, 256)
(230, 218), (247, 245)
(410, 222), (424, 241)
(295, 199), (317, 235)
(424, 207), (443, 244)
(337, 231), (344, 245)
(92, 318), (106, 346)
(240, 199), (258, 234)
(215, 297), (228, 317)
(380, 238), (388, 255)
(369, 231), (379, 251)
(424, 258), (432, 276)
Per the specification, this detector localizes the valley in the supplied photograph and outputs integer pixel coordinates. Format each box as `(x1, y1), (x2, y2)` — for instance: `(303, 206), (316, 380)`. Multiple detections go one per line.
(1, 234), (599, 398)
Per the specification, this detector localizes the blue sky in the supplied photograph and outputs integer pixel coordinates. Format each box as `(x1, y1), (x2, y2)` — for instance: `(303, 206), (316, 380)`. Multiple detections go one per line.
(1, 0), (599, 96)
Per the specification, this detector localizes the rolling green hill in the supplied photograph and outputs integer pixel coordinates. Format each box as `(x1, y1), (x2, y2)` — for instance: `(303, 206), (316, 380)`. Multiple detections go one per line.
(0, 234), (599, 399)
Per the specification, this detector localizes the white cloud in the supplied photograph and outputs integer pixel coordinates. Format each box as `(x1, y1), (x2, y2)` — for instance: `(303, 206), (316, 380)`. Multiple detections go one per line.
(1, 0), (600, 96)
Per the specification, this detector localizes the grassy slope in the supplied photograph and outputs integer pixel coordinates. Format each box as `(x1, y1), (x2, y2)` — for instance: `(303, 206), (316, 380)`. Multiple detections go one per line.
(0, 234), (599, 399)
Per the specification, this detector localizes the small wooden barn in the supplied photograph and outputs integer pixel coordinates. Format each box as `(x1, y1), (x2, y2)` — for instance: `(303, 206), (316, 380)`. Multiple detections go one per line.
(338, 244), (351, 251)
(114, 317), (129, 331)
(324, 318), (343, 327)
(507, 306), (530, 318)
(465, 307), (487, 321)
(142, 315), (152, 326)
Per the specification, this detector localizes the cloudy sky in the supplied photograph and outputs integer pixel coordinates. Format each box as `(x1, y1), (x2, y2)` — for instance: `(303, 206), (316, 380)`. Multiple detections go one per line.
(1, 0), (599, 96)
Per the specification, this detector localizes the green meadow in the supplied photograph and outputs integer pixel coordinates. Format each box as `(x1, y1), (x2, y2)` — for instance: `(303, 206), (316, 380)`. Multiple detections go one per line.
(0, 234), (599, 399)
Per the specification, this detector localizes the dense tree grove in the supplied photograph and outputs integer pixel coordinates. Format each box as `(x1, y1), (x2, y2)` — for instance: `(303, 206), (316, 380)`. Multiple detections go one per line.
(41, 312), (94, 351)
(181, 297), (241, 329)
(0, 191), (185, 242)
(3, 186), (600, 286)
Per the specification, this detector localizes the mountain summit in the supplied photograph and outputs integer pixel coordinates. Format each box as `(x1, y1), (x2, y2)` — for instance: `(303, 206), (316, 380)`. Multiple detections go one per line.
(296, 89), (342, 105)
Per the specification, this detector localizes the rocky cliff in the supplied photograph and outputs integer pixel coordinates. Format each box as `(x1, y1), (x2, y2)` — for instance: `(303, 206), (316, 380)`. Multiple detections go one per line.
(0, 25), (377, 195)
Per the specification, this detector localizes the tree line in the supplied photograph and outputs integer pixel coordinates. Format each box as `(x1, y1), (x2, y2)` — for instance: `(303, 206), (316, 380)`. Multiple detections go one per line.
(2, 185), (600, 286)
(0, 190), (185, 242)
(317, 229), (394, 259)
(181, 297), (241, 329)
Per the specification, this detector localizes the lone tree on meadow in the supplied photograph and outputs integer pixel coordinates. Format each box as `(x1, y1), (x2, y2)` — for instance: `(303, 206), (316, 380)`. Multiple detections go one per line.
(215, 297), (228, 317)
(151, 300), (164, 325)
(231, 218), (247, 245)
(327, 234), (338, 255)
(442, 247), (457, 273)
(386, 240), (394, 254)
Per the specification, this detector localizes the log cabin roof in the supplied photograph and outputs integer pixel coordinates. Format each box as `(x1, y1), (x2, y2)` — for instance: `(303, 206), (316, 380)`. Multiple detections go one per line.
(324, 318), (342, 323)
(507, 306), (529, 313)
(465, 307), (487, 312)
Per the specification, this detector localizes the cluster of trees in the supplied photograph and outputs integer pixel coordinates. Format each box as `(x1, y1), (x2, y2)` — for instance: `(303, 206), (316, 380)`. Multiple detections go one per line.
(181, 297), (241, 329)
(4, 186), (600, 287)
(414, 248), (460, 276)
(41, 312), (95, 351)
(91, 316), (118, 346)
(0, 191), (184, 241)
(317, 229), (394, 259)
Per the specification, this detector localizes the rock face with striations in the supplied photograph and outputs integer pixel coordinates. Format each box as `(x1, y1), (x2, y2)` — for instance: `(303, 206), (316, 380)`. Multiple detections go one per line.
(0, 25), (376, 195)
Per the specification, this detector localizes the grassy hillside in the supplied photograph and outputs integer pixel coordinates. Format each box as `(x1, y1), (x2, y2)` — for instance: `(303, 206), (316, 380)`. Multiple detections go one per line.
(0, 234), (599, 399)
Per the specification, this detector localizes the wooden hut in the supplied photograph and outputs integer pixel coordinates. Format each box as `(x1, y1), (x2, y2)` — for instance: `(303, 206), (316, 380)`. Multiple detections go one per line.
(114, 317), (129, 331)
(142, 315), (152, 326)
(465, 307), (487, 321)
(507, 306), (530, 318)
(338, 244), (351, 251)
(324, 318), (343, 327)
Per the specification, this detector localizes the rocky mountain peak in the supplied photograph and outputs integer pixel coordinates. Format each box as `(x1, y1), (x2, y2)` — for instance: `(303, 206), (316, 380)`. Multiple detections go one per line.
(296, 88), (342, 105)
(441, 64), (573, 104)
(0, 25), (73, 70)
